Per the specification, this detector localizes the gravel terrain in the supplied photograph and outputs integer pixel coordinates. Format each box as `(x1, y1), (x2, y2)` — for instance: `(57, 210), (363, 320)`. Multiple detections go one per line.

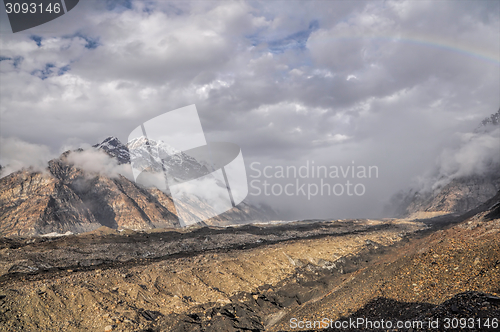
(0, 191), (499, 331)
(0, 219), (425, 331)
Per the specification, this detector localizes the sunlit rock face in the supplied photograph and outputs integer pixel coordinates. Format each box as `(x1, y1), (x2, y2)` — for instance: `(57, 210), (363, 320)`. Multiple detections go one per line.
(0, 137), (275, 237)
(390, 171), (500, 219)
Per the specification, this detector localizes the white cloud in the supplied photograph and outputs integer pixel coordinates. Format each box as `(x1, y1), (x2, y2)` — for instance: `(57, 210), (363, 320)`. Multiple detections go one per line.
(434, 127), (500, 185)
(65, 149), (133, 179)
(0, 137), (54, 177)
(0, 0), (499, 219)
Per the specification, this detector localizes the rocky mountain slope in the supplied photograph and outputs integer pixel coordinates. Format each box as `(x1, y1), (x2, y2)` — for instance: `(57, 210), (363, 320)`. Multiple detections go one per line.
(389, 169), (500, 219)
(0, 138), (274, 237)
(387, 108), (500, 219)
(93, 137), (130, 164)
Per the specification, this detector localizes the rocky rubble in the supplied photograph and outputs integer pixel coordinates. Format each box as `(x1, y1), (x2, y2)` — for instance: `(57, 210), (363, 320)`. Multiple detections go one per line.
(0, 219), (426, 331)
(0, 190), (498, 331)
(269, 191), (500, 332)
(0, 219), (420, 283)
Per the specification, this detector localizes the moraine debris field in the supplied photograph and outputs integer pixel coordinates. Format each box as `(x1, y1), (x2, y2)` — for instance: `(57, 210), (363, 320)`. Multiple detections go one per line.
(1, 189), (499, 332)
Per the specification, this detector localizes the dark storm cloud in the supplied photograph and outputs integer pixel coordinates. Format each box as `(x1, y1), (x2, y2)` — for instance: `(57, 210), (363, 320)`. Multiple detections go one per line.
(0, 0), (498, 219)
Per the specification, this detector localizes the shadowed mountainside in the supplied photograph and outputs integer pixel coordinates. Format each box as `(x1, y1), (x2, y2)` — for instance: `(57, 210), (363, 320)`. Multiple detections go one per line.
(0, 145), (274, 237)
(386, 109), (500, 219)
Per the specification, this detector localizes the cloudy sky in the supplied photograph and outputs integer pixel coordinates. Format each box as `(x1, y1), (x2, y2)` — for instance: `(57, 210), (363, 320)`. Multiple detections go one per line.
(1, 0), (499, 219)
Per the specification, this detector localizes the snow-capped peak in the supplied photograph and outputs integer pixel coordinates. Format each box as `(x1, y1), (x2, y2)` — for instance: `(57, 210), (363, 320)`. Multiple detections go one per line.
(92, 136), (210, 182)
(93, 136), (130, 164)
(127, 136), (180, 157)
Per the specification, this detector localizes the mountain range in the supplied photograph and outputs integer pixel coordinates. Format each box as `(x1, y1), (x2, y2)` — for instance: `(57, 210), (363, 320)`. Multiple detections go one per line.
(0, 137), (275, 237)
(1, 109), (499, 236)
